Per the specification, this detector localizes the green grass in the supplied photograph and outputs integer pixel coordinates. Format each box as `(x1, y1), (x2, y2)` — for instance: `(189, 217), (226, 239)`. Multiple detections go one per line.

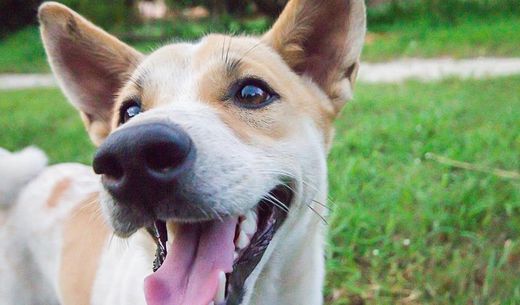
(0, 89), (94, 163)
(327, 76), (520, 304)
(0, 27), (49, 73)
(363, 16), (520, 61)
(0, 16), (272, 74)
(1, 77), (519, 304)
(2, 14), (520, 73)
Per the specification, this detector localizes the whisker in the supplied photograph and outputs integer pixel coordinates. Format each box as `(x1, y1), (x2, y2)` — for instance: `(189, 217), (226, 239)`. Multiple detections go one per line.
(301, 180), (336, 207)
(305, 203), (328, 225)
(263, 193), (289, 213)
(208, 206), (224, 222)
(237, 40), (263, 63)
(274, 180), (329, 222)
(225, 36), (233, 66)
(107, 232), (117, 249)
(194, 204), (210, 219)
(311, 199), (331, 211)
(221, 36), (227, 61)
(255, 169), (336, 213)
(261, 169), (336, 207)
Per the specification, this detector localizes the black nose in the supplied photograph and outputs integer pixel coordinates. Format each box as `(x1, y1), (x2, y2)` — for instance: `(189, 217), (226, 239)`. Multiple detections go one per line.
(93, 123), (195, 205)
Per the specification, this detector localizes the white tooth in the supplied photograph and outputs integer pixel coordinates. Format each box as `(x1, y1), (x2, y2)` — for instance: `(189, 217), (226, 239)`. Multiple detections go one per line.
(241, 213), (257, 236)
(209, 302), (215, 305)
(234, 251), (239, 260)
(215, 271), (226, 303)
(247, 210), (258, 223)
(236, 230), (250, 249)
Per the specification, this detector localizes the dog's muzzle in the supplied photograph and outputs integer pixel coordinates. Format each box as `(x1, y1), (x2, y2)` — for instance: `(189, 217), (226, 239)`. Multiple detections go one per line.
(93, 122), (195, 210)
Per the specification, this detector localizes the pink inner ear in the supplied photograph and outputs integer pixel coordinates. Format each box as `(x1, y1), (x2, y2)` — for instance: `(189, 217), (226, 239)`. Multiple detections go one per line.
(293, 2), (351, 90)
(57, 36), (122, 123)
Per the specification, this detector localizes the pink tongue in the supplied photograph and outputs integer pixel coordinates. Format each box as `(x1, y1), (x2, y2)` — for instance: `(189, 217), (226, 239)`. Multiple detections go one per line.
(144, 217), (237, 305)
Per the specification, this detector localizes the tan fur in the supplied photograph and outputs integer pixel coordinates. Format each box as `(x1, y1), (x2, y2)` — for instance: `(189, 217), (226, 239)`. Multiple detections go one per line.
(109, 35), (333, 144)
(46, 177), (72, 209)
(263, 0), (366, 114)
(59, 193), (109, 305)
(39, 2), (143, 145)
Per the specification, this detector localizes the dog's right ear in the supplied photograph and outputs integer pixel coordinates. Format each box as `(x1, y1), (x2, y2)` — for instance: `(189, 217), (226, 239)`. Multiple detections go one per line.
(263, 0), (366, 116)
(38, 2), (142, 146)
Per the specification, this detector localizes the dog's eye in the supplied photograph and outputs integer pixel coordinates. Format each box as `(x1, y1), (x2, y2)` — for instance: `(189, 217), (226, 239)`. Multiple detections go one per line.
(233, 79), (277, 109)
(119, 100), (142, 124)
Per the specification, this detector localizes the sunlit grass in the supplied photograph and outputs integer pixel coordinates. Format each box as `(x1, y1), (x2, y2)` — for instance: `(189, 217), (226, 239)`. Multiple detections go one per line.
(1, 15), (520, 73)
(1, 76), (519, 304)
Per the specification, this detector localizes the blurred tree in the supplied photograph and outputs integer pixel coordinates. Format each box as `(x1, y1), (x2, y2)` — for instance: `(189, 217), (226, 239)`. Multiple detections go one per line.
(225, 0), (249, 16)
(0, 0), (138, 37)
(252, 0), (286, 16)
(58, 0), (138, 28)
(0, 0), (41, 37)
(165, 0), (286, 17)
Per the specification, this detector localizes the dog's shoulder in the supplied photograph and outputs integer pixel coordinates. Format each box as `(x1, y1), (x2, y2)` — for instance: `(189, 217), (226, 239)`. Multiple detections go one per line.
(1, 163), (108, 305)
(14, 163), (100, 219)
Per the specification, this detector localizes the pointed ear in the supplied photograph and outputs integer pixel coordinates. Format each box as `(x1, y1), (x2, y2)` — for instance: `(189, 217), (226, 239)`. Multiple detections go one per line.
(38, 2), (143, 145)
(263, 0), (366, 114)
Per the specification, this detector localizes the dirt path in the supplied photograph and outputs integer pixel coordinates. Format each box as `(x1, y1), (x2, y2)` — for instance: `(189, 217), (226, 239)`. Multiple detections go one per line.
(1, 57), (520, 90)
(0, 73), (57, 90)
(359, 57), (520, 83)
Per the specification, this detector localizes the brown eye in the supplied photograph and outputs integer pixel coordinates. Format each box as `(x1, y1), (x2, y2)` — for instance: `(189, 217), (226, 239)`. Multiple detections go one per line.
(233, 79), (278, 109)
(119, 100), (142, 124)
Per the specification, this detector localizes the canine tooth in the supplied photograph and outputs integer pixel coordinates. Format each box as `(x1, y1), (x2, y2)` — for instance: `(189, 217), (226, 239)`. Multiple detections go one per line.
(246, 210), (258, 223)
(241, 214), (257, 236)
(215, 271), (226, 303)
(234, 251), (239, 260)
(236, 230), (250, 249)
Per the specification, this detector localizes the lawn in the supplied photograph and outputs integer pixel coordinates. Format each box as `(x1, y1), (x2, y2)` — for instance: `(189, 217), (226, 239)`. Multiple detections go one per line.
(363, 15), (520, 61)
(1, 76), (519, 304)
(1, 14), (520, 73)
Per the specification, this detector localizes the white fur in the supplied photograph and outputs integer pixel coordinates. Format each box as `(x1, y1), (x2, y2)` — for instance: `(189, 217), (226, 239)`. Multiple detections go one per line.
(0, 146), (48, 207)
(0, 163), (100, 304)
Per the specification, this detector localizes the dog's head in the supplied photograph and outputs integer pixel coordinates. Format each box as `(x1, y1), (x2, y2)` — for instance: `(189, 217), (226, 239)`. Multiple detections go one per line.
(39, 1), (365, 304)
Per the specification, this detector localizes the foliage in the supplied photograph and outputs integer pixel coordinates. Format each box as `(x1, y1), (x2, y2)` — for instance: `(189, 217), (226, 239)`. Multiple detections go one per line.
(55, 0), (137, 29)
(0, 0), (137, 37)
(1, 0), (519, 73)
(1, 0), (520, 38)
(0, 0), (40, 37)
(2, 14), (520, 73)
(362, 15), (520, 61)
(368, 0), (520, 26)
(166, 0), (283, 16)
(1, 76), (519, 304)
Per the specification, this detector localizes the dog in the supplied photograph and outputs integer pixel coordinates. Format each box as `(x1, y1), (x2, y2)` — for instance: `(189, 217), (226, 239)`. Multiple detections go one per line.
(0, 0), (366, 304)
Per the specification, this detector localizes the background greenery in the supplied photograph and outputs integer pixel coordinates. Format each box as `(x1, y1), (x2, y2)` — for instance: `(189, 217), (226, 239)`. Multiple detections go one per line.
(1, 0), (520, 72)
(1, 0), (519, 304)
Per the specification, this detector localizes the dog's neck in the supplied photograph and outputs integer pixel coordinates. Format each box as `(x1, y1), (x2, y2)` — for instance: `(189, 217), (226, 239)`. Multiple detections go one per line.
(246, 187), (328, 305)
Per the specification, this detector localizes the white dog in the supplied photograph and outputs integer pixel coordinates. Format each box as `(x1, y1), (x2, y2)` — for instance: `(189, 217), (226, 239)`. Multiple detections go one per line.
(0, 0), (366, 304)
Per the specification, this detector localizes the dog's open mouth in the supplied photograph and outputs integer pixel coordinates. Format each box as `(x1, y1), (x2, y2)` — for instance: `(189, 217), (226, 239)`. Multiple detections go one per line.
(144, 184), (293, 305)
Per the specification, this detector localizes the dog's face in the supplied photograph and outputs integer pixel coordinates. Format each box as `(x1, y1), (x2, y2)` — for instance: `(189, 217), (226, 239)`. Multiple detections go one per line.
(40, 1), (365, 304)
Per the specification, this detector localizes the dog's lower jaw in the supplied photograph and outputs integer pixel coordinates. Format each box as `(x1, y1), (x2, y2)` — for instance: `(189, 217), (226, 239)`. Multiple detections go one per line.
(246, 202), (327, 305)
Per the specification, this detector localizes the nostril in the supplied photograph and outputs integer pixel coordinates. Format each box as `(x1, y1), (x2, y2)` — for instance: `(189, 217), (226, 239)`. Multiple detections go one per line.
(104, 158), (125, 180)
(93, 153), (124, 180)
(144, 142), (187, 174)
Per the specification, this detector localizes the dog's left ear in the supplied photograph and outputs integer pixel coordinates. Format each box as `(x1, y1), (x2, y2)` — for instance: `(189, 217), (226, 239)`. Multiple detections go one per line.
(263, 0), (366, 115)
(38, 2), (143, 145)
